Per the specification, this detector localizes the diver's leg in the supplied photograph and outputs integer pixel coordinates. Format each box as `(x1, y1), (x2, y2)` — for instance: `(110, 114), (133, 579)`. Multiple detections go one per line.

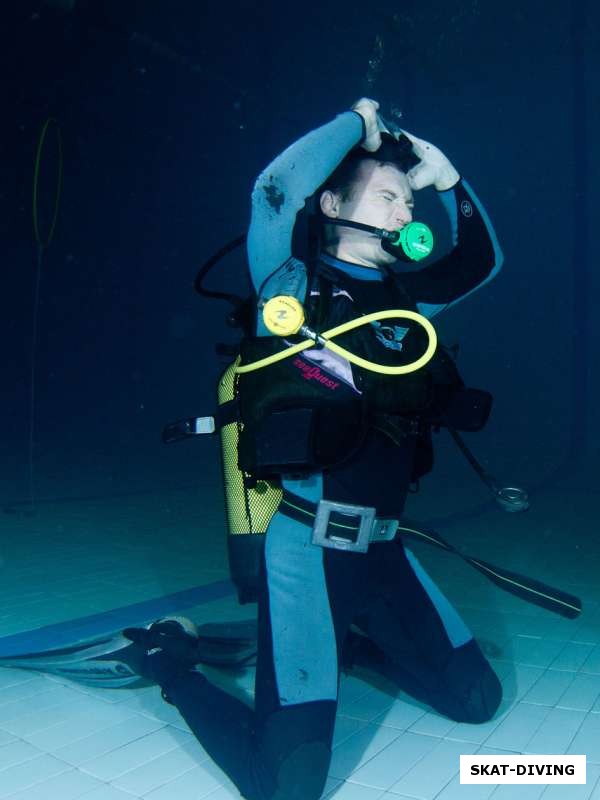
(347, 541), (502, 723)
(158, 653), (336, 800)
(138, 509), (345, 800)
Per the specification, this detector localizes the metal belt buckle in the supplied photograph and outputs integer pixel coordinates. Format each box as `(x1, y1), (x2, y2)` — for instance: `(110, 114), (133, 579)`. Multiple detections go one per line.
(312, 500), (376, 553)
(370, 518), (399, 542)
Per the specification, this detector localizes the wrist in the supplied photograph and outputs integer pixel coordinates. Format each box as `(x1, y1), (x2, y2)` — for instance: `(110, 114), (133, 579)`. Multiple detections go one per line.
(435, 166), (461, 192)
(351, 110), (367, 143)
(436, 178), (461, 192)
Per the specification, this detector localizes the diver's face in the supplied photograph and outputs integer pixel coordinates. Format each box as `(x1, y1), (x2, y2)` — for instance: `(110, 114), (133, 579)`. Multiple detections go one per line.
(321, 161), (414, 268)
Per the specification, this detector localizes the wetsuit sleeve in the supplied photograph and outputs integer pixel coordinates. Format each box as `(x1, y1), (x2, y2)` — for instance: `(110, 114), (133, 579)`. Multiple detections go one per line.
(247, 111), (364, 298)
(400, 179), (503, 318)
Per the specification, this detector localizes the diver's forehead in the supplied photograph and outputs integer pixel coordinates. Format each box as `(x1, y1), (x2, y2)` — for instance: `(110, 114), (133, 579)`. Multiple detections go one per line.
(373, 166), (411, 195)
(363, 162), (412, 198)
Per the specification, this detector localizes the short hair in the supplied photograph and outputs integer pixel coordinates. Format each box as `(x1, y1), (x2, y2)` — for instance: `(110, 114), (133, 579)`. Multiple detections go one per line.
(321, 133), (420, 200)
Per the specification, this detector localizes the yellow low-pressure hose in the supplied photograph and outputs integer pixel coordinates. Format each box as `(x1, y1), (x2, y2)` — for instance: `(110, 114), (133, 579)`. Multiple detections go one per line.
(234, 296), (437, 375)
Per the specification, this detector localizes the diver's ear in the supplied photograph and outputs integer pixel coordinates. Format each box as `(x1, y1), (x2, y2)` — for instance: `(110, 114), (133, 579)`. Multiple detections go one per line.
(320, 190), (340, 218)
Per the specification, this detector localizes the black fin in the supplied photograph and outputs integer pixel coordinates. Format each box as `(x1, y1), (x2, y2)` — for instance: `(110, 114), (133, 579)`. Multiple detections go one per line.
(0, 619), (258, 686)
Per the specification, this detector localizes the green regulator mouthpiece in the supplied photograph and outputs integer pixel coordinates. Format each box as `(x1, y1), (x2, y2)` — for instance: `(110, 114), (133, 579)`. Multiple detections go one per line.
(382, 221), (434, 262)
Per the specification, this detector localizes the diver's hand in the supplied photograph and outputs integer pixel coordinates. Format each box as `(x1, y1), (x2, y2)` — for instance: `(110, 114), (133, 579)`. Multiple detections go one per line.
(402, 130), (460, 191)
(351, 97), (381, 152)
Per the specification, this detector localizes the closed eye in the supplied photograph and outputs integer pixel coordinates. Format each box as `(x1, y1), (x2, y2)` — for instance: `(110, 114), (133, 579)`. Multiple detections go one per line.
(378, 191), (414, 209)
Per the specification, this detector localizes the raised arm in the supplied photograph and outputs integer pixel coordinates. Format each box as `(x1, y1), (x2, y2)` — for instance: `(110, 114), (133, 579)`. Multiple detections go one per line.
(402, 178), (503, 317)
(393, 129), (503, 317)
(247, 111), (364, 299)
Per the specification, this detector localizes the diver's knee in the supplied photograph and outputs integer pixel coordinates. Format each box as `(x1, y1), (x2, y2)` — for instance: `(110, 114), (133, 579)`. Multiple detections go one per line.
(459, 663), (503, 723)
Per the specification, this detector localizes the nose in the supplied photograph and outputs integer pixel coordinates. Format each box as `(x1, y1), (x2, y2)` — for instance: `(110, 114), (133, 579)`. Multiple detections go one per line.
(391, 202), (412, 227)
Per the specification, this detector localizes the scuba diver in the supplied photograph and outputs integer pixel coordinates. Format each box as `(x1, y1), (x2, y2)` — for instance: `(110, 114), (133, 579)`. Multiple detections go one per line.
(123, 97), (505, 800)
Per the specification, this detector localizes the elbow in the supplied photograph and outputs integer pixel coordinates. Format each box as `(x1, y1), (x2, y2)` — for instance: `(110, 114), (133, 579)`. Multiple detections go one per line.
(492, 245), (504, 277)
(251, 168), (287, 217)
(250, 169), (268, 212)
(482, 230), (503, 281)
(251, 166), (269, 202)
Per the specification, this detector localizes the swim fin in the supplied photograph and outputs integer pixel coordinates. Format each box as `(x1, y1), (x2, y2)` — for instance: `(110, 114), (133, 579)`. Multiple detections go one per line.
(0, 619), (258, 688)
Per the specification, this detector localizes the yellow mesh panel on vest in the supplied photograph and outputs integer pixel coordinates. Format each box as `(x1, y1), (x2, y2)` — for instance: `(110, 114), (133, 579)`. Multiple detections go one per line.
(218, 359), (282, 535)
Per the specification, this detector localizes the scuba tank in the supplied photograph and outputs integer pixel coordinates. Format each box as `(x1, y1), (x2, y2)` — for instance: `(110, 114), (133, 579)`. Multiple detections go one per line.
(216, 360), (282, 604)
